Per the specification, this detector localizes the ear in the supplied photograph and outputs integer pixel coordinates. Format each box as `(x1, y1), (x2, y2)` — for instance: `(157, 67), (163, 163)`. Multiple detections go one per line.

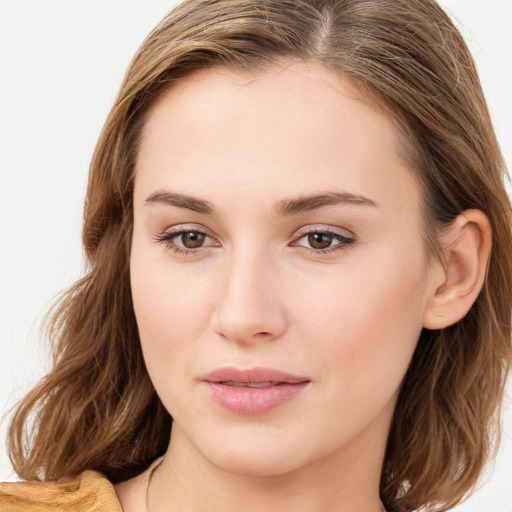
(422, 209), (492, 330)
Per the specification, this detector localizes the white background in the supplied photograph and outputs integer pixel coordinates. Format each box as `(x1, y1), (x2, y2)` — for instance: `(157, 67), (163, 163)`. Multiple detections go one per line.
(0, 1), (511, 510)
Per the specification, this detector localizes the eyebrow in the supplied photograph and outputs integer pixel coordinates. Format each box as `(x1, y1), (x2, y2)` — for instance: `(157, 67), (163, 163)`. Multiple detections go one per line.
(144, 189), (377, 216)
(145, 190), (216, 215)
(275, 191), (377, 215)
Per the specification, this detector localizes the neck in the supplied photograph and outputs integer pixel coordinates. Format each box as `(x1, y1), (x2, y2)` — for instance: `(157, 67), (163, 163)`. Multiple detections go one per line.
(148, 423), (387, 512)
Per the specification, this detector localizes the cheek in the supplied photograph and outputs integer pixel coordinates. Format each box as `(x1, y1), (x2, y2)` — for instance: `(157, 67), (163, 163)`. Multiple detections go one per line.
(290, 249), (428, 400)
(130, 245), (215, 379)
(130, 257), (218, 420)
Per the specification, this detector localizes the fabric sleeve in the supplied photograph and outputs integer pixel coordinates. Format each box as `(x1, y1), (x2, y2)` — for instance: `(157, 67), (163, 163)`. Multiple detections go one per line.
(0, 470), (123, 512)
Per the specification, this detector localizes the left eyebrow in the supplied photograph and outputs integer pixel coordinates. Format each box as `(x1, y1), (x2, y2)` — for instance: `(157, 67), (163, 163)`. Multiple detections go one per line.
(275, 191), (377, 216)
(145, 190), (216, 215)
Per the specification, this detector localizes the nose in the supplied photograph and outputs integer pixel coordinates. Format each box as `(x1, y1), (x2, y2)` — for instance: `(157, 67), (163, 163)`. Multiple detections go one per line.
(210, 248), (287, 344)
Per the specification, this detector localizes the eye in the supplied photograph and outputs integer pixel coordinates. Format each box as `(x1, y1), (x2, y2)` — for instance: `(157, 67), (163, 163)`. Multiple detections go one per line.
(155, 227), (219, 254)
(292, 228), (355, 253)
(175, 231), (207, 249)
(305, 232), (335, 250)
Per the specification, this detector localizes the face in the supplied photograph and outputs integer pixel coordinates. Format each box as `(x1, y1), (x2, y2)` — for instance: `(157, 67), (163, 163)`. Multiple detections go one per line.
(130, 61), (435, 478)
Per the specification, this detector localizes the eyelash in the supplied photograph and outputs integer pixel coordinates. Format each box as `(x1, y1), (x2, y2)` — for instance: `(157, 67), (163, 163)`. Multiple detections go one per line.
(292, 228), (356, 254)
(154, 226), (356, 256)
(154, 227), (219, 256)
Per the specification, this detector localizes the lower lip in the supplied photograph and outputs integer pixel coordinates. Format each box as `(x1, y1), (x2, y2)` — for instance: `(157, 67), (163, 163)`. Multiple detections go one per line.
(205, 381), (309, 415)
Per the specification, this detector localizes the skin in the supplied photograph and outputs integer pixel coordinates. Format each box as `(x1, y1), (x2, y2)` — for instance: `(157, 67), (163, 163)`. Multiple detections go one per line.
(116, 61), (491, 512)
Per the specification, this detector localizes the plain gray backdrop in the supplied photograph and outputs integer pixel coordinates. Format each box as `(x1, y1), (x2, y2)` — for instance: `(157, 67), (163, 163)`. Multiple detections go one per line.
(1, 1), (511, 510)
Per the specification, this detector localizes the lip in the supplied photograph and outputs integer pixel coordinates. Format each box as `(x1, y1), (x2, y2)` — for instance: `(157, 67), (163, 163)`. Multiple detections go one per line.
(202, 366), (310, 415)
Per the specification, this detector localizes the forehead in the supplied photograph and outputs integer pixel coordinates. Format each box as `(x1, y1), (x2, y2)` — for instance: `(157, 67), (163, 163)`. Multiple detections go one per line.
(134, 61), (421, 219)
(140, 61), (396, 150)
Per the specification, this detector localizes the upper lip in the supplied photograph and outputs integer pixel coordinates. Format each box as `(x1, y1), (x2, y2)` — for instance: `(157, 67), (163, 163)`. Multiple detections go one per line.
(203, 366), (309, 384)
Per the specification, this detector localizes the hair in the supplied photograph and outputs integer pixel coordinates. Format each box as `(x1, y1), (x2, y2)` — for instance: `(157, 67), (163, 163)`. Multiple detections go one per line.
(6, 1), (512, 510)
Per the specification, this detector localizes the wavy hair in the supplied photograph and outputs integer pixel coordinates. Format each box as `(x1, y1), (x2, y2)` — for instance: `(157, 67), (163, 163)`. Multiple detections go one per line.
(7, 1), (512, 510)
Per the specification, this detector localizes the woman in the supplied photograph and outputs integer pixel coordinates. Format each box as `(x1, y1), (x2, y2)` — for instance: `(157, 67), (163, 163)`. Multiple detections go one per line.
(1, 1), (511, 511)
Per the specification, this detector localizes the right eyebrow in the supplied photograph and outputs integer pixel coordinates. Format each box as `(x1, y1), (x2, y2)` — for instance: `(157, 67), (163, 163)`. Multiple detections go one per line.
(275, 191), (377, 216)
(145, 190), (216, 215)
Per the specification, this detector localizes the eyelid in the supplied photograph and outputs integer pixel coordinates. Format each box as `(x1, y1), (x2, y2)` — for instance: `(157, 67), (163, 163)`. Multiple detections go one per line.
(159, 223), (218, 238)
(290, 225), (357, 253)
(154, 224), (221, 251)
(293, 224), (355, 239)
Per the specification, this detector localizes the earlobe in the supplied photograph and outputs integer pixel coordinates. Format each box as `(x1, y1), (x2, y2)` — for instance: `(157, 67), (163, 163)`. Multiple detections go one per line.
(422, 209), (492, 330)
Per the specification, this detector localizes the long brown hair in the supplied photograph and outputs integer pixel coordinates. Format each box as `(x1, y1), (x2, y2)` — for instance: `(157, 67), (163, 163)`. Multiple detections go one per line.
(7, 1), (512, 510)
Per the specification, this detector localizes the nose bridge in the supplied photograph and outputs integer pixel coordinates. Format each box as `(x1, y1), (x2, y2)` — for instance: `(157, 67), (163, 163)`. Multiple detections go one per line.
(212, 242), (286, 343)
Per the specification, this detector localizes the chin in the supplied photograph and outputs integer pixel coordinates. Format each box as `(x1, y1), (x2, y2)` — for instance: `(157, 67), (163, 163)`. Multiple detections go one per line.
(205, 444), (308, 478)
(182, 422), (315, 477)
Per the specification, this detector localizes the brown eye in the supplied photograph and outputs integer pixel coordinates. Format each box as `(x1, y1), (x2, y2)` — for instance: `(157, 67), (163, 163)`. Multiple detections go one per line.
(292, 229), (356, 253)
(307, 232), (333, 249)
(180, 231), (206, 248)
(155, 228), (218, 254)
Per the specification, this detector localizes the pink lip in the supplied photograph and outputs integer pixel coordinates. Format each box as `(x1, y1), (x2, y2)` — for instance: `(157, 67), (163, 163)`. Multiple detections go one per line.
(202, 367), (310, 415)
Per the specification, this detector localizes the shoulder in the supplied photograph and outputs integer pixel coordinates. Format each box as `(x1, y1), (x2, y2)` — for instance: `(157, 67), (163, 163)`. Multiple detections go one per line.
(0, 470), (123, 512)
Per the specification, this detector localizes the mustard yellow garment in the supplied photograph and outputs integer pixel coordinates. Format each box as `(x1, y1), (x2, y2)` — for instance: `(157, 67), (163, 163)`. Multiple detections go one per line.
(0, 470), (123, 512)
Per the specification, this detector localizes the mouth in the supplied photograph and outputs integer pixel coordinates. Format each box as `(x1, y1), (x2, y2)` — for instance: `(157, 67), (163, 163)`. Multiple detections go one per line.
(202, 366), (310, 415)
(203, 366), (309, 385)
(219, 381), (284, 388)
